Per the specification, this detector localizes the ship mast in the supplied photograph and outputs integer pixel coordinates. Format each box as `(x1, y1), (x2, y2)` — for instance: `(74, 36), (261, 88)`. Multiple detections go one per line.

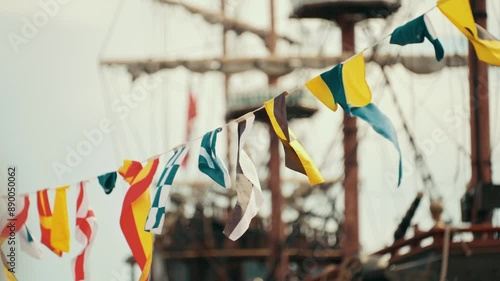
(339, 19), (360, 258)
(267, 0), (289, 279)
(464, 0), (493, 225)
(221, 0), (233, 177)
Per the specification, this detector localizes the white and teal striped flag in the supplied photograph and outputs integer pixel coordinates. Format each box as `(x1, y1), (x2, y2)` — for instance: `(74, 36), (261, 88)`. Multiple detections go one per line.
(145, 146), (189, 234)
(198, 128), (231, 189)
(20, 225), (43, 259)
(223, 114), (263, 241)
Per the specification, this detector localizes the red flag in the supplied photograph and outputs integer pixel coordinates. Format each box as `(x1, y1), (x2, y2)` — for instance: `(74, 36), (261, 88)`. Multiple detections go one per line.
(182, 91), (197, 166)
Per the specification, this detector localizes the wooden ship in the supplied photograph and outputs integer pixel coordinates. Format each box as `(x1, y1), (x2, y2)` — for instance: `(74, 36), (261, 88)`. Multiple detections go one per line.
(99, 0), (499, 280)
(370, 0), (500, 278)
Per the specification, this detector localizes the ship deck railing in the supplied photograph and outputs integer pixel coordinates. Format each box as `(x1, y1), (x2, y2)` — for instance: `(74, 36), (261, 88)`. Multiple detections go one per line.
(373, 225), (500, 263)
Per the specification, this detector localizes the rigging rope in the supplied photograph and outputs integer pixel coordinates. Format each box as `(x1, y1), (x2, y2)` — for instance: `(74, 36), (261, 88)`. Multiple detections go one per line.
(6, 3), (449, 199)
(98, 0), (126, 60)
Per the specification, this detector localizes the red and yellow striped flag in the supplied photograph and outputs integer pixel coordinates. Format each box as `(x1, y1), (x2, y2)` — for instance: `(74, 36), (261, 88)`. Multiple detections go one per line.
(119, 159), (159, 281)
(37, 186), (70, 256)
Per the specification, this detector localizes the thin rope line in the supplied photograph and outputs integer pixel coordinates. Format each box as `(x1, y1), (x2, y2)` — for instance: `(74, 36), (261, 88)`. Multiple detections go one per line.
(4, 104), (267, 198)
(2, 5), (440, 198)
(98, 0), (126, 60)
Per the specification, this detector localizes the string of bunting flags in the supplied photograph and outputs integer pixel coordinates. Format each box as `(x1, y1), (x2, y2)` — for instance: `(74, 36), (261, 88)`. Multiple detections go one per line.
(2, 1), (500, 280)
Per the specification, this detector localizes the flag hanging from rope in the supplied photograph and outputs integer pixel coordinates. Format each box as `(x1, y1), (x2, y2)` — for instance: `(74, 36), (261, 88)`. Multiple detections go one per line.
(305, 53), (402, 186)
(19, 225), (43, 259)
(339, 53), (373, 111)
(72, 182), (97, 281)
(264, 93), (324, 186)
(98, 172), (117, 195)
(438, 0), (500, 65)
(146, 146), (189, 234)
(304, 74), (339, 112)
(119, 158), (159, 281)
(306, 53), (372, 115)
(52, 186), (70, 252)
(390, 14), (444, 61)
(223, 113), (264, 241)
(37, 186), (70, 256)
(198, 128), (232, 188)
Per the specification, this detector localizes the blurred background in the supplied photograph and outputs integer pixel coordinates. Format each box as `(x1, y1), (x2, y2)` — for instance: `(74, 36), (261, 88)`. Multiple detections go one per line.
(1, 0), (500, 280)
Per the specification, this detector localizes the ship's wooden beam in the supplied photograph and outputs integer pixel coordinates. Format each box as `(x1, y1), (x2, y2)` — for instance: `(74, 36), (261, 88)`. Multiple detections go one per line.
(100, 55), (467, 77)
(373, 226), (500, 258)
(465, 0), (493, 224)
(158, 248), (342, 260)
(158, 0), (298, 46)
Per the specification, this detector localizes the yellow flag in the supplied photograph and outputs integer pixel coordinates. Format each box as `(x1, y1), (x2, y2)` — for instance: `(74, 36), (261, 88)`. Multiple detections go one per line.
(305, 75), (338, 111)
(288, 137), (324, 185)
(51, 185), (70, 253)
(342, 53), (372, 107)
(438, 0), (500, 65)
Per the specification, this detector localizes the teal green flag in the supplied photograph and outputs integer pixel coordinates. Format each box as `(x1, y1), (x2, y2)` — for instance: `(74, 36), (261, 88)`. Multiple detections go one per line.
(352, 104), (402, 186)
(198, 128), (231, 188)
(98, 172), (117, 194)
(391, 14), (444, 61)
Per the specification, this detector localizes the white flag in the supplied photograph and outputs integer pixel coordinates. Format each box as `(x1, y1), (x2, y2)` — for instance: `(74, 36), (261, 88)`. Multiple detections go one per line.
(223, 114), (264, 241)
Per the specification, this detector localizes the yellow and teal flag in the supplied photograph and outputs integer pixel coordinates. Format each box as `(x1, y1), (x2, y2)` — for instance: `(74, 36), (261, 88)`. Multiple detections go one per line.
(438, 0), (500, 66)
(305, 53), (402, 186)
(306, 53), (372, 114)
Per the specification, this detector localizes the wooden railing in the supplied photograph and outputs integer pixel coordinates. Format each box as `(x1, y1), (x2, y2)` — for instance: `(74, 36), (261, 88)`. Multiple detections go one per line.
(374, 225), (500, 261)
